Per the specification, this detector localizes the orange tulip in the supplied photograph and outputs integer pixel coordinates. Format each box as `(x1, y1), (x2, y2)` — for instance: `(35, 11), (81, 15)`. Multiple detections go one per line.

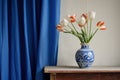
(67, 14), (76, 23)
(96, 21), (106, 30)
(56, 25), (64, 32)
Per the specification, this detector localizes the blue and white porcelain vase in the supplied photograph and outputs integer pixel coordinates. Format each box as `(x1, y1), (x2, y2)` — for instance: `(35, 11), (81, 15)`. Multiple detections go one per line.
(75, 43), (94, 68)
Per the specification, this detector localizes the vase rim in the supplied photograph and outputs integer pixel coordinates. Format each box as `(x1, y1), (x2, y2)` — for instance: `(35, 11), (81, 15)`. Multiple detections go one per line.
(80, 43), (89, 49)
(80, 43), (89, 45)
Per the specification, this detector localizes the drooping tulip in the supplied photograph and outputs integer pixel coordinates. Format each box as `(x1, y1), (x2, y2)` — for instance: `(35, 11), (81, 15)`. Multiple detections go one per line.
(96, 21), (106, 30)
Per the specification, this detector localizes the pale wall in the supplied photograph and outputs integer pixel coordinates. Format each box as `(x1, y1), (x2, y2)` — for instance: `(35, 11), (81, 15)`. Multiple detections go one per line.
(57, 0), (120, 66)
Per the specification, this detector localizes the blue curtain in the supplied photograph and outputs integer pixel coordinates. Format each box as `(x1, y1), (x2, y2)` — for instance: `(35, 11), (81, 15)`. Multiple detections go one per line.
(0, 0), (60, 80)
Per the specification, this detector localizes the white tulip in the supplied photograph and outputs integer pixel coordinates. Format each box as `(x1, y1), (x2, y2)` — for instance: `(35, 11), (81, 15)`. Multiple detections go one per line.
(78, 16), (86, 26)
(88, 11), (96, 19)
(60, 19), (69, 27)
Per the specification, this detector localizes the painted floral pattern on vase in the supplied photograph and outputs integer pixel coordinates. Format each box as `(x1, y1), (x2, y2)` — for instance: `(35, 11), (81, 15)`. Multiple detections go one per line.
(75, 44), (94, 68)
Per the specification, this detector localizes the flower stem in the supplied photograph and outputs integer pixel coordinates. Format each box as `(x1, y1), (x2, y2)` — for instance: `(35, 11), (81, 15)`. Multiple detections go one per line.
(92, 28), (99, 37)
(89, 19), (92, 36)
(71, 23), (79, 33)
(87, 21), (89, 35)
(87, 28), (99, 43)
(67, 25), (74, 30)
(83, 26), (87, 35)
(64, 29), (71, 33)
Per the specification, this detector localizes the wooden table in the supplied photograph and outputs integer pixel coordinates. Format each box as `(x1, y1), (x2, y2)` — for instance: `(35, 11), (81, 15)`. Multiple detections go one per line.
(44, 66), (120, 80)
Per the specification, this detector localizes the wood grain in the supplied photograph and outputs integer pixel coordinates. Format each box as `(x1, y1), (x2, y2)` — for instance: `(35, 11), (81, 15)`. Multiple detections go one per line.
(44, 66), (120, 73)
(56, 73), (120, 80)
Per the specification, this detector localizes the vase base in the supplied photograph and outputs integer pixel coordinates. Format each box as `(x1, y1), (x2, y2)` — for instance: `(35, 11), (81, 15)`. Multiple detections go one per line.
(77, 62), (93, 68)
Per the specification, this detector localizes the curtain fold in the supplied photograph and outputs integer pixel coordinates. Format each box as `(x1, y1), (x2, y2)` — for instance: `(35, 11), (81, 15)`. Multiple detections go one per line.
(0, 0), (60, 80)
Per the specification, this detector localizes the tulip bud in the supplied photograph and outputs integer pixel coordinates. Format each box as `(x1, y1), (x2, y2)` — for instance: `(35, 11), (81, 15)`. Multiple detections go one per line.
(60, 19), (69, 27)
(88, 11), (96, 20)
(78, 16), (86, 27)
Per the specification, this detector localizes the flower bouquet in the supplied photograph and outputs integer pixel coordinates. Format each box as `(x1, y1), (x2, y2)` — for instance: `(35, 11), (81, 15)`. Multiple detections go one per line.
(56, 11), (106, 44)
(56, 11), (106, 68)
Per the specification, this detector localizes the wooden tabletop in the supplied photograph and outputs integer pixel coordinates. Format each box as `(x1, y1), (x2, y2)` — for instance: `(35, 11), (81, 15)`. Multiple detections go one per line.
(44, 66), (120, 73)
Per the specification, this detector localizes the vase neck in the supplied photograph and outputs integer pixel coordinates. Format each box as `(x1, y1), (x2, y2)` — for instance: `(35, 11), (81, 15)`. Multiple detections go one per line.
(81, 43), (89, 49)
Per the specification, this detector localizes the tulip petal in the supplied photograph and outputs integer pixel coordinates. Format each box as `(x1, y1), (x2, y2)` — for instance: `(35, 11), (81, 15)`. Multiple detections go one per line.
(67, 14), (76, 23)
(100, 26), (106, 30)
(97, 21), (105, 26)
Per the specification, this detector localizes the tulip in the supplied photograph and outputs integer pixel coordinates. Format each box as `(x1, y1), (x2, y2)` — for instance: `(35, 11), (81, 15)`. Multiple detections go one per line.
(67, 14), (76, 23)
(60, 19), (69, 27)
(88, 11), (96, 20)
(97, 21), (105, 27)
(56, 25), (64, 32)
(78, 16), (86, 27)
(96, 21), (106, 30)
(100, 26), (106, 30)
(82, 13), (88, 20)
